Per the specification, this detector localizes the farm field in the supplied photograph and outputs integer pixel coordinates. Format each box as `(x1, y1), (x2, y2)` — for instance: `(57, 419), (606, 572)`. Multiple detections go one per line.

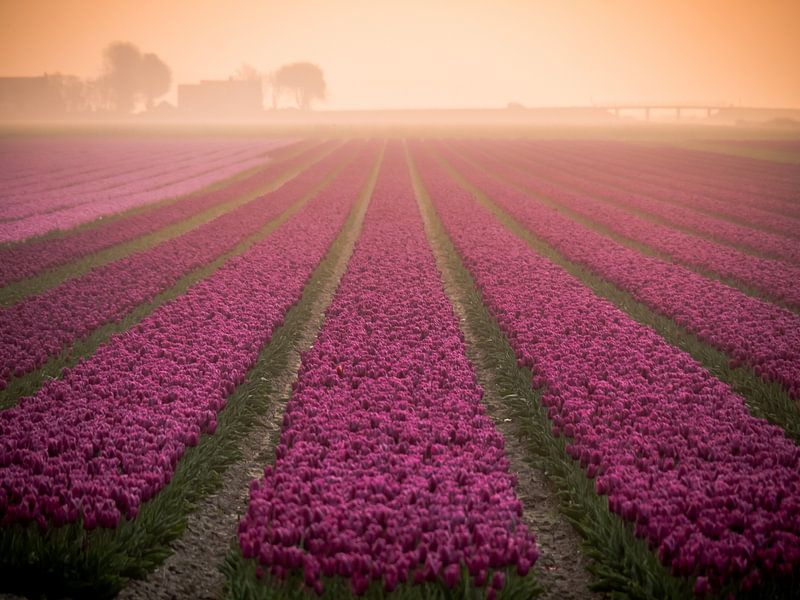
(0, 133), (799, 600)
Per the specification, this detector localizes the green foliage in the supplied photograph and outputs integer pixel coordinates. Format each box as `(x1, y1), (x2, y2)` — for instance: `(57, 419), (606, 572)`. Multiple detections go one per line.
(222, 552), (541, 600)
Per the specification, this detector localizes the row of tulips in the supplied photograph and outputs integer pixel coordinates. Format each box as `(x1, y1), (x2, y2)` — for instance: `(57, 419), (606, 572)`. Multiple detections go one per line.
(0, 141), (378, 531)
(413, 143), (800, 595)
(510, 139), (800, 239)
(725, 139), (800, 154)
(0, 140), (295, 243)
(453, 140), (800, 309)
(238, 143), (538, 597)
(522, 139), (800, 216)
(436, 143), (800, 401)
(0, 136), (233, 190)
(624, 142), (800, 195)
(540, 139), (800, 205)
(498, 143), (800, 265)
(0, 140), (274, 215)
(0, 142), (356, 391)
(0, 140), (325, 288)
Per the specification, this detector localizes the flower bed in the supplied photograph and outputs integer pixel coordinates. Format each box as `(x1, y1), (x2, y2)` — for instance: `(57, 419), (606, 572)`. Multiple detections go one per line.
(237, 143), (538, 597)
(0, 143), (377, 530)
(415, 144), (800, 595)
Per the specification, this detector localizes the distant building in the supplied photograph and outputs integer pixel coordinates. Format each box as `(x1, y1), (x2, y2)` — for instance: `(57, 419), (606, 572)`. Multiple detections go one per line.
(177, 79), (262, 116)
(0, 75), (65, 118)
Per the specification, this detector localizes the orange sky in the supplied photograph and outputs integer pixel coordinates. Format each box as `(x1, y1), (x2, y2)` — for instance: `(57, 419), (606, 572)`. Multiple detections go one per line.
(1, 0), (799, 109)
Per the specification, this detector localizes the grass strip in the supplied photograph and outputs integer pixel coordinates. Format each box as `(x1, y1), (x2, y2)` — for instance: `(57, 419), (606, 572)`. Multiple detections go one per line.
(0, 146), (377, 600)
(0, 140), (336, 307)
(434, 149), (800, 446)
(408, 146), (696, 599)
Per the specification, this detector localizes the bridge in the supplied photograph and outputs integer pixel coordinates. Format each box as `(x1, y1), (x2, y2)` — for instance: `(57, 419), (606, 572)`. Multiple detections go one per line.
(597, 104), (726, 121)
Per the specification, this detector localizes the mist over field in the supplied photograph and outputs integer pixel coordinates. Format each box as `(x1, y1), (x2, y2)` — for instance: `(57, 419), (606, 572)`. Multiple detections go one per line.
(1, 2), (799, 600)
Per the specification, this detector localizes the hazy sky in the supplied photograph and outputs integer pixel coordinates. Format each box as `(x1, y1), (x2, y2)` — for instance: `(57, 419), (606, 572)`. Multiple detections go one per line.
(2, 0), (799, 109)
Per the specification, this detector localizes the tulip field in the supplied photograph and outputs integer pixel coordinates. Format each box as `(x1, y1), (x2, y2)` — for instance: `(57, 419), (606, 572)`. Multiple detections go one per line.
(0, 135), (799, 599)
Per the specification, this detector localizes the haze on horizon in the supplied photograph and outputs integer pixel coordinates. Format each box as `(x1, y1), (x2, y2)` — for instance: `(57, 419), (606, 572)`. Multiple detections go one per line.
(1, 0), (799, 111)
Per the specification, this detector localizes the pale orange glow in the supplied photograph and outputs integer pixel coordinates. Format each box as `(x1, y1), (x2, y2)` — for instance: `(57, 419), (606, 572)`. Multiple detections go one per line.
(1, 0), (799, 109)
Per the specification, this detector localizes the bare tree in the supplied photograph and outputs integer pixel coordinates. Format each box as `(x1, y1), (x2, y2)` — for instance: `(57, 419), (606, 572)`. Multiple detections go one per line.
(272, 62), (326, 110)
(140, 53), (171, 110)
(234, 63), (261, 83)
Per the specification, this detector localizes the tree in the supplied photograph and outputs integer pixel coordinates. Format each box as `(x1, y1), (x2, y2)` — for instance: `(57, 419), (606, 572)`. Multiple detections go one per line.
(100, 42), (171, 113)
(102, 42), (142, 113)
(53, 74), (91, 113)
(272, 62), (326, 110)
(140, 53), (171, 110)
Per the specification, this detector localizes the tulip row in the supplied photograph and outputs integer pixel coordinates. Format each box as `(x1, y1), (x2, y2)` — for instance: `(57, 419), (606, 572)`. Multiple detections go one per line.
(451, 140), (800, 310)
(0, 138), (289, 214)
(725, 139), (800, 154)
(631, 143), (800, 193)
(0, 141), (266, 215)
(508, 139), (800, 239)
(537, 139), (800, 205)
(0, 137), (223, 191)
(0, 142), (378, 533)
(0, 140), (295, 243)
(0, 142), (357, 392)
(437, 144), (800, 401)
(237, 143), (538, 597)
(0, 141), (326, 288)
(501, 146), (800, 265)
(413, 144), (800, 595)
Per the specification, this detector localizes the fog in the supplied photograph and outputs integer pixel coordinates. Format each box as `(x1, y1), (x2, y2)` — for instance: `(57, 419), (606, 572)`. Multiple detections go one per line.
(1, 0), (799, 125)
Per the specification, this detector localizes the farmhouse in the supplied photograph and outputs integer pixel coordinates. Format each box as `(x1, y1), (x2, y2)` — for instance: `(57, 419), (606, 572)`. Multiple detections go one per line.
(0, 75), (64, 117)
(177, 79), (262, 116)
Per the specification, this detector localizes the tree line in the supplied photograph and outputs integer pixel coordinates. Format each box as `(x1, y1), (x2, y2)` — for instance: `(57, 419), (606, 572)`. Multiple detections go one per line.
(43, 42), (326, 114)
